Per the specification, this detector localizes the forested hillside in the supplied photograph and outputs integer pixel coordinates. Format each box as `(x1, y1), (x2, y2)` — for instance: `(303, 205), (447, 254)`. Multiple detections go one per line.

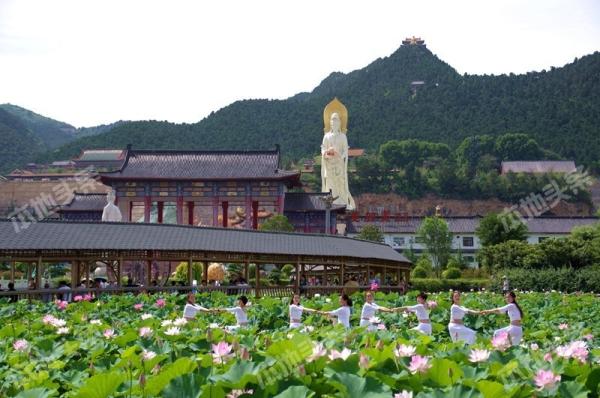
(6, 44), (600, 171)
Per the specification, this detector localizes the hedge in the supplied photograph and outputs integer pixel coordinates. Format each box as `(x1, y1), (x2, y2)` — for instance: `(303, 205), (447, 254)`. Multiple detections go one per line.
(489, 266), (600, 293)
(410, 278), (490, 292)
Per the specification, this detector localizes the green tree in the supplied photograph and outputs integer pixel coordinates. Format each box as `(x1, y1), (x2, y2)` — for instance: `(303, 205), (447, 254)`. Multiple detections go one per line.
(357, 224), (383, 242)
(494, 133), (544, 161)
(259, 214), (294, 232)
(476, 213), (528, 246)
(417, 216), (452, 275)
(173, 262), (203, 282)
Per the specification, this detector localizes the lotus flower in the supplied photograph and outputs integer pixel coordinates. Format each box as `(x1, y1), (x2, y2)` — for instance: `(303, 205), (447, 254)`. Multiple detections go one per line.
(56, 327), (69, 335)
(394, 392), (413, 398)
(544, 352), (553, 361)
(359, 353), (370, 369)
(377, 323), (387, 330)
(492, 331), (511, 351)
(558, 323), (568, 330)
(50, 318), (66, 328)
(408, 355), (431, 374)
(583, 334), (593, 341)
(141, 349), (157, 361)
(139, 327), (152, 338)
(308, 342), (327, 362)
(103, 329), (115, 339)
(73, 295), (83, 302)
(427, 300), (438, 309)
(13, 339), (28, 352)
(534, 369), (560, 390)
(141, 313), (153, 320)
(325, 298), (332, 303)
(155, 298), (166, 308)
(394, 344), (416, 358)
(370, 282), (379, 291)
(530, 343), (539, 351)
(369, 316), (381, 324)
(134, 303), (143, 311)
(314, 294), (320, 298)
(164, 327), (180, 336)
(469, 349), (491, 363)
(212, 341), (233, 362)
(90, 319), (102, 325)
(55, 300), (68, 310)
(42, 314), (57, 325)
(161, 320), (173, 327)
(83, 294), (93, 301)
(226, 390), (254, 398)
(173, 318), (187, 326)
(329, 348), (352, 360)
(209, 322), (220, 329)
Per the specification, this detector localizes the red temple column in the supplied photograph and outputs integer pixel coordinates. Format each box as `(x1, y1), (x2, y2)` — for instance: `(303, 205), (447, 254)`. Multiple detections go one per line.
(144, 196), (151, 223)
(157, 201), (164, 223)
(276, 194), (284, 214)
(187, 201), (195, 225)
(176, 196), (183, 224)
(212, 197), (219, 227)
(245, 196), (252, 229)
(222, 201), (229, 228)
(252, 201), (259, 229)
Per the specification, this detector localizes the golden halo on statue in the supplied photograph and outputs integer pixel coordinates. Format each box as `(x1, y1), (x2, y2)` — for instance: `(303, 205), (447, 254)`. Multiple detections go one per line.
(323, 97), (348, 134)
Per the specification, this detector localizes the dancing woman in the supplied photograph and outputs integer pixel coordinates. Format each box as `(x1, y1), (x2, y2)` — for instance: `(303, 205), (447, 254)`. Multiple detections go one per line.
(393, 292), (432, 335)
(313, 294), (353, 328)
(210, 295), (249, 329)
(448, 290), (480, 344)
(182, 292), (211, 321)
(360, 291), (395, 331)
(289, 293), (320, 329)
(480, 291), (523, 345)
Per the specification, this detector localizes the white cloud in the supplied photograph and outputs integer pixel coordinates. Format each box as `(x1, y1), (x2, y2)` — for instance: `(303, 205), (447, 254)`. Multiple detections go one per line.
(0, 0), (599, 127)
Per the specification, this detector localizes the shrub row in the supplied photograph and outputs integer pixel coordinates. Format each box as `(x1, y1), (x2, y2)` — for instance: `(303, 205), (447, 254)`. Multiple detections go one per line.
(410, 278), (490, 292)
(489, 266), (600, 293)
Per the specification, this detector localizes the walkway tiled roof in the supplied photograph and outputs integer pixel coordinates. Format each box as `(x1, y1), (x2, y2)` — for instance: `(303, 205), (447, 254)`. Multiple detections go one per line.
(284, 192), (346, 212)
(100, 148), (300, 181)
(58, 193), (106, 212)
(501, 161), (576, 174)
(347, 216), (598, 235)
(75, 149), (125, 162)
(0, 220), (410, 265)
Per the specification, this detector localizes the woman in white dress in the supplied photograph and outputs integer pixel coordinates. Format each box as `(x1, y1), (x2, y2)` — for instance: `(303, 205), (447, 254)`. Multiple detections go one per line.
(448, 290), (480, 344)
(288, 293), (320, 329)
(210, 295), (249, 330)
(315, 294), (353, 328)
(360, 291), (394, 331)
(183, 292), (211, 321)
(480, 291), (523, 345)
(393, 292), (432, 335)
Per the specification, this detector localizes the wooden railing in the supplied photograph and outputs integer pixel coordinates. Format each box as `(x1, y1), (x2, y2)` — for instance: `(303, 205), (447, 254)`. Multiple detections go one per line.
(0, 284), (406, 301)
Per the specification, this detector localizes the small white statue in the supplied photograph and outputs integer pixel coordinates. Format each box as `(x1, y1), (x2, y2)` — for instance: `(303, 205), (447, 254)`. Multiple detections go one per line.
(321, 98), (356, 210)
(102, 190), (122, 222)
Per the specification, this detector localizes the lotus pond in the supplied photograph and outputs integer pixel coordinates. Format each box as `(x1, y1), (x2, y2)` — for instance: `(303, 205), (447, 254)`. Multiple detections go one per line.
(0, 291), (599, 397)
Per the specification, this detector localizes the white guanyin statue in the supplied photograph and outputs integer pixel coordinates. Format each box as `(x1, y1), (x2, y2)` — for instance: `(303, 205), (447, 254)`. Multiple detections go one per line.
(320, 98), (356, 210)
(102, 190), (122, 222)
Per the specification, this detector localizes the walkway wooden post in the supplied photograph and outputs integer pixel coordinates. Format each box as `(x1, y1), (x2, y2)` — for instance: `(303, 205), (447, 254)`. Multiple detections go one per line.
(36, 256), (42, 289)
(202, 262), (208, 285)
(295, 259), (301, 293)
(244, 260), (249, 282)
(85, 261), (91, 288)
(187, 255), (193, 286)
(117, 257), (123, 287)
(255, 263), (261, 298)
(383, 266), (387, 286)
(10, 261), (15, 283)
(340, 261), (345, 287)
(146, 260), (152, 287)
(366, 264), (371, 284)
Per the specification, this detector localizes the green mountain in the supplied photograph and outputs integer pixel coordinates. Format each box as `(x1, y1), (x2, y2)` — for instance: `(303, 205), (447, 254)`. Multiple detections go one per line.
(0, 108), (45, 172)
(22, 45), (600, 167)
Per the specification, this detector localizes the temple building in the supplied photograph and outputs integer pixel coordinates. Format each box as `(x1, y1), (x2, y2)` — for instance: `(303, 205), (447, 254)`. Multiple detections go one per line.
(58, 146), (346, 234)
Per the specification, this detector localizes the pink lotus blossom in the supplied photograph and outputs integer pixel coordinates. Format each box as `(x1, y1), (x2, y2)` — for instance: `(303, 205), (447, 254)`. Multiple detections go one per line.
(155, 298), (166, 308)
(141, 349), (156, 361)
(583, 334), (593, 341)
(141, 313), (153, 320)
(13, 339), (28, 352)
(55, 300), (68, 310)
(308, 342), (327, 362)
(377, 323), (387, 330)
(394, 392), (413, 398)
(103, 329), (115, 339)
(50, 318), (66, 328)
(370, 282), (379, 291)
(556, 340), (588, 362)
(83, 294), (93, 301)
(558, 323), (569, 330)
(534, 369), (560, 390)
(469, 349), (491, 363)
(530, 343), (539, 351)
(57, 327), (69, 335)
(73, 295), (83, 302)
(359, 353), (370, 369)
(164, 327), (180, 336)
(43, 314), (57, 325)
(543, 352), (553, 361)
(492, 331), (511, 351)
(139, 327), (152, 338)
(226, 390), (254, 398)
(329, 348), (352, 361)
(90, 319), (102, 325)
(134, 303), (143, 311)
(427, 300), (438, 309)
(408, 355), (431, 374)
(212, 341), (233, 363)
(394, 344), (416, 358)
(173, 318), (187, 326)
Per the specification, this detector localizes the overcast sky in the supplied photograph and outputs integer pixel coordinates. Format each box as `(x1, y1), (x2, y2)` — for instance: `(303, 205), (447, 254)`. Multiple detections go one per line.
(1, 0), (599, 127)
